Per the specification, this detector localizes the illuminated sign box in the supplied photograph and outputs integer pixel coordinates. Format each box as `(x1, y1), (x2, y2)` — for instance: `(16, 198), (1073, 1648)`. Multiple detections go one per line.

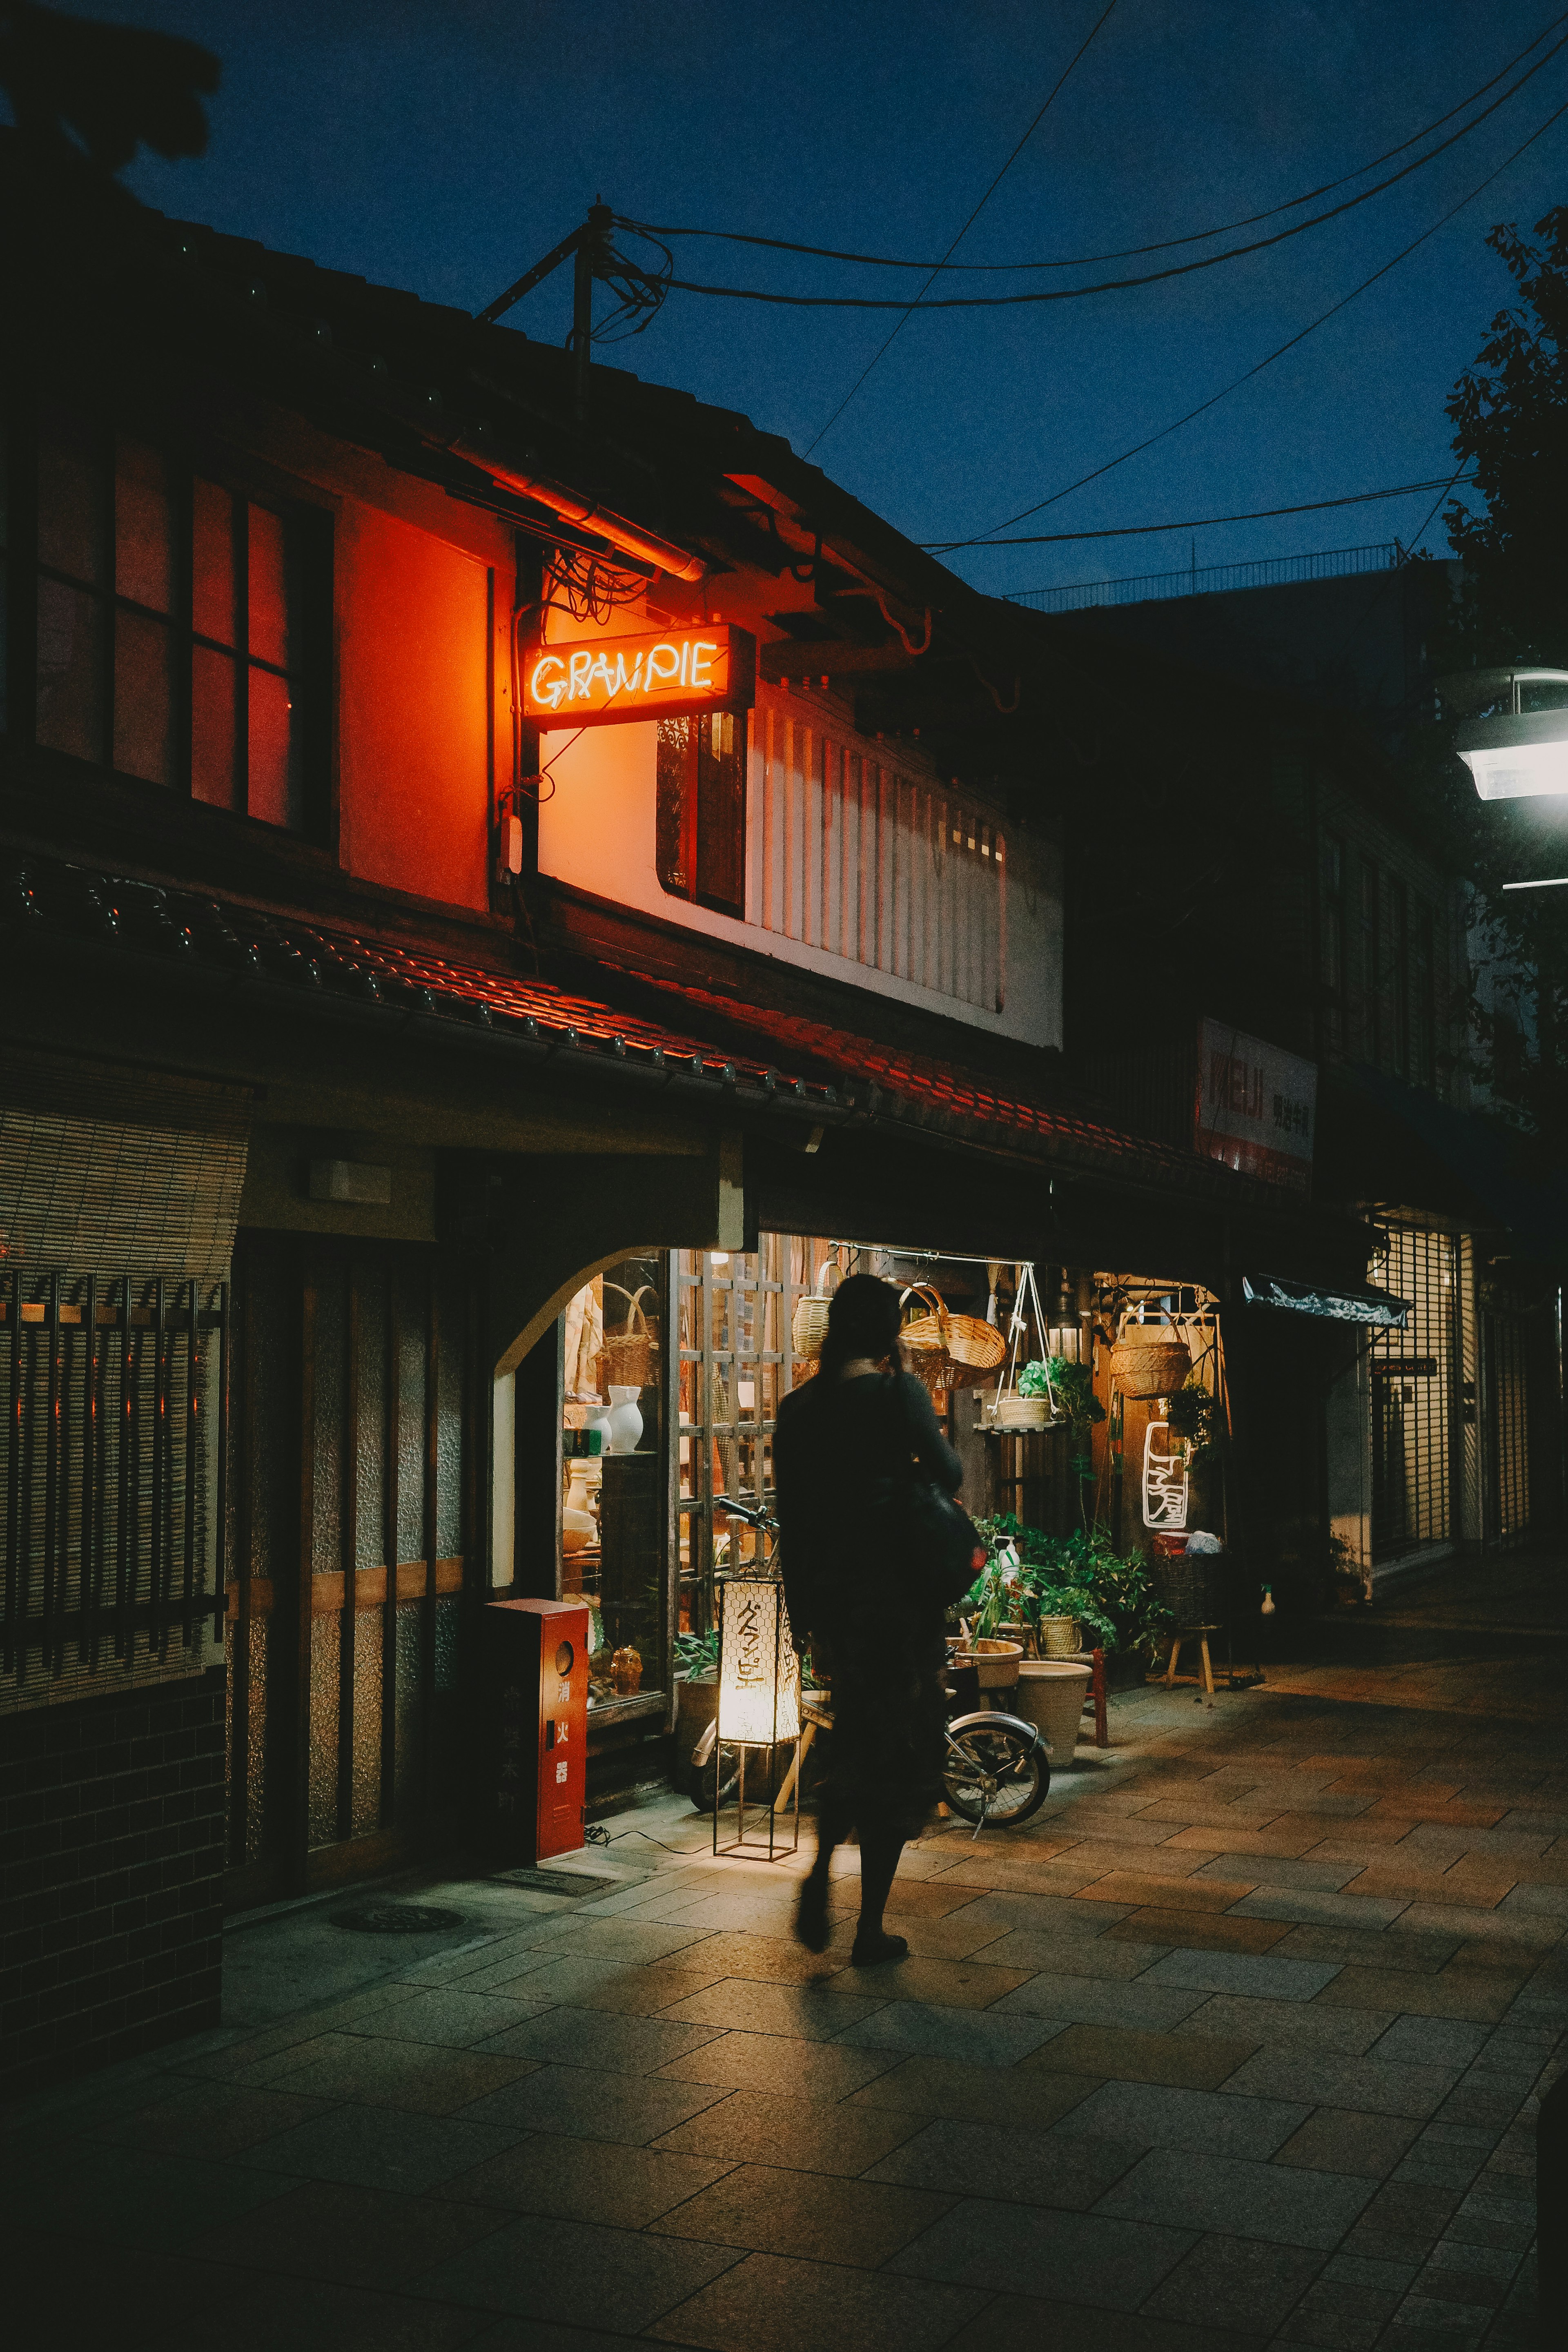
(524, 625), (756, 729)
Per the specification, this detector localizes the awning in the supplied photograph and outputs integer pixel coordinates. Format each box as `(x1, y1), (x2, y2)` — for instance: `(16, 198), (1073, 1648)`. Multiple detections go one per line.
(1243, 1272), (1410, 1327)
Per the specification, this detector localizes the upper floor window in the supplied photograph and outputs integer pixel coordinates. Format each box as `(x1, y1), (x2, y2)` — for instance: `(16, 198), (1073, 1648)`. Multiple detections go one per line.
(655, 710), (745, 920)
(17, 395), (325, 837)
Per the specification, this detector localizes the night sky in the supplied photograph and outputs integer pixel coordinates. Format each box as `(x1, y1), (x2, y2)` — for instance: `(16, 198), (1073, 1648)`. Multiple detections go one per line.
(55, 0), (1568, 601)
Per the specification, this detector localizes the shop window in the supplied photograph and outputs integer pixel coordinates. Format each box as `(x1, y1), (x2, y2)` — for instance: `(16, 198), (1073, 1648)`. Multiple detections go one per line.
(20, 394), (325, 835)
(656, 709), (746, 919)
(561, 1256), (668, 1712)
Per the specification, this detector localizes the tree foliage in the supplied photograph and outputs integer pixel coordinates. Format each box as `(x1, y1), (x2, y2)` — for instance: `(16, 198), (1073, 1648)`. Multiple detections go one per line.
(0, 0), (217, 174)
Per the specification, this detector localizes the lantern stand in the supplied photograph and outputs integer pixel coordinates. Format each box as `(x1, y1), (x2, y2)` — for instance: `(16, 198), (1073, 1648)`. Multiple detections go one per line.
(711, 1571), (802, 1862)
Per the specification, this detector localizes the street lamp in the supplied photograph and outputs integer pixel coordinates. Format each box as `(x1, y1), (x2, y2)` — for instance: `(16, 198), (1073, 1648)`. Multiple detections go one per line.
(1439, 667), (1568, 800)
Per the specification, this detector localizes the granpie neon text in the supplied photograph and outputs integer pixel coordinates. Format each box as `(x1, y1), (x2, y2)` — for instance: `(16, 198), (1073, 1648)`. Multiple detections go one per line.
(528, 637), (721, 715)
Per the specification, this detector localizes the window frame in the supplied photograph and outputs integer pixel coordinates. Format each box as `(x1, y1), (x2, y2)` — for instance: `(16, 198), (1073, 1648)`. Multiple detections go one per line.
(3, 373), (334, 846)
(655, 708), (748, 920)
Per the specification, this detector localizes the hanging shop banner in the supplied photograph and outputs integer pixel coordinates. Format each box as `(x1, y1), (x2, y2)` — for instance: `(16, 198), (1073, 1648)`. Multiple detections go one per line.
(1242, 1273), (1410, 1327)
(1141, 1419), (1189, 1531)
(1195, 1017), (1317, 1194)
(523, 624), (757, 728)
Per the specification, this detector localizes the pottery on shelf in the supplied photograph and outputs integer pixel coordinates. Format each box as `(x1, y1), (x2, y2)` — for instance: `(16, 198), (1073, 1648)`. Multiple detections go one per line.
(606, 1385), (644, 1454)
(583, 1405), (613, 1453)
(562, 1507), (597, 1555)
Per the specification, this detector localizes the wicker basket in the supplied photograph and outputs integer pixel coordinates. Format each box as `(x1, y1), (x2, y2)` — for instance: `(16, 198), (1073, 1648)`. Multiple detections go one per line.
(791, 1261), (840, 1360)
(1152, 1552), (1227, 1625)
(992, 1393), (1051, 1431)
(1109, 1327), (1192, 1399)
(944, 1312), (1007, 1375)
(595, 1283), (657, 1392)
(898, 1282), (950, 1360)
(1037, 1615), (1081, 1658)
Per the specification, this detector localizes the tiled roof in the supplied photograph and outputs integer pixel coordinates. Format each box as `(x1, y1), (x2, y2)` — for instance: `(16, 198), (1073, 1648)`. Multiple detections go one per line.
(0, 851), (1279, 1205)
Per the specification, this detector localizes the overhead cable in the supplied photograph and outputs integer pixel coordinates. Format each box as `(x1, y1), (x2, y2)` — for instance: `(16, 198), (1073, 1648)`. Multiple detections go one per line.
(935, 96), (1568, 553)
(804, 0), (1122, 454)
(621, 12), (1567, 276)
(922, 474), (1478, 551)
(643, 33), (1568, 315)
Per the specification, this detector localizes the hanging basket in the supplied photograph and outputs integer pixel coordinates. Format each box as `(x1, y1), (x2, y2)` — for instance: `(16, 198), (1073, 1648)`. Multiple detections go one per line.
(1109, 1325), (1192, 1400)
(944, 1311), (1007, 1376)
(595, 1283), (657, 1392)
(791, 1261), (841, 1361)
(991, 1392), (1051, 1431)
(899, 1283), (954, 1397)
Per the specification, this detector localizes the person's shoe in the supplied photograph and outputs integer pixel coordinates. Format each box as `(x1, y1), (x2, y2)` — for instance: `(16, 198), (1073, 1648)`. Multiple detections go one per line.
(795, 1872), (831, 1952)
(850, 1930), (909, 1967)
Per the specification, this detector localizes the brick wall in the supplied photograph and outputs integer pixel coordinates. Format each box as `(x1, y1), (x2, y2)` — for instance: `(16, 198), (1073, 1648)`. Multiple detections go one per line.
(1, 1667), (226, 2097)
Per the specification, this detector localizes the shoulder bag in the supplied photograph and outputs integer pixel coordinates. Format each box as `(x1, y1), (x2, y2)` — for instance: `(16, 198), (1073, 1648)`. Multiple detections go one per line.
(890, 1376), (986, 1609)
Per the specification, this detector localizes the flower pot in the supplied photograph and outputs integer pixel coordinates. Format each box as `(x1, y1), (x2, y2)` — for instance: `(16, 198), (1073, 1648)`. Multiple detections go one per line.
(953, 1637), (1022, 1688)
(1014, 1659), (1092, 1762)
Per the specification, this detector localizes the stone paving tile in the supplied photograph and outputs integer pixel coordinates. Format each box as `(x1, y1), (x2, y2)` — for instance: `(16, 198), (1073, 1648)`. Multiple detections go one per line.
(474, 2005), (724, 2075)
(1078, 1871), (1258, 1911)
(1096, 2145), (1376, 2250)
(1397, 1902), (1562, 1944)
(652, 2088), (921, 2178)
(1, 2143), (299, 2252)
(235, 2104), (522, 2193)
(1340, 2178), (1465, 2265)
(655, 2028), (902, 2101)
(1371, 2017), (1491, 2071)
(823, 1911), (1022, 1962)
(1314, 1969), (1524, 2025)
(356, 1989), (562, 2047)
(1498, 1880), (1568, 1918)
(1367, 1798), (1509, 1828)
(1161, 1824), (1330, 1858)
(1401, 1825), (1555, 1864)
(961, 1930), (1174, 1980)
(1107, 1909), (1294, 1955)
(656, 1979), (886, 2040)
(845, 2052), (1102, 2129)
(524, 1914), (736, 1962)
(1221, 2048), (1461, 2120)
(1271, 1925), (1462, 1974)
(90, 2078), (332, 2158)
(1024, 2023), (1259, 2089)
(939, 1889), (1136, 1938)
(457, 2063), (730, 2147)
(1272, 2107), (1421, 2178)
(1141, 2230), (1325, 2336)
(993, 1972), (1209, 2032)
(167, 2266), (495, 2352)
(1230, 1890), (1413, 1931)
(814, 1953), (1036, 2009)
(829, 1999), (1062, 2065)
(862, 2113), (1143, 2208)
(646, 2248), (987, 2352)
(411, 2211), (744, 2331)
(1274, 2274), (1404, 2347)
(484, 1956), (738, 2013)
(238, 2033), (537, 2114)
(1144, 1951), (1343, 2002)
(1192, 1856), (1361, 1892)
(647, 2159), (951, 2266)
(1276, 1817), (1418, 1852)
(1131, 1804), (1290, 1832)
(646, 1931), (841, 1985)
(187, 2177), (508, 2286)
(429, 2133), (733, 2227)
(870, 1853), (1114, 1895)
(1065, 2078), (1307, 2158)
(1175, 1994), (1393, 2055)
(888, 2194), (1196, 2307)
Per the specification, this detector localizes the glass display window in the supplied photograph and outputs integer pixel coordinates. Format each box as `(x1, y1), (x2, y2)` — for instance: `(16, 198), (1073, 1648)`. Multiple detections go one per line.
(560, 1254), (666, 1715)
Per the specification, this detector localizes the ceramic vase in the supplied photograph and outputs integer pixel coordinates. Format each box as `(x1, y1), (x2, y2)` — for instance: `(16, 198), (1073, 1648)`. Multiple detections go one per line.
(606, 1385), (644, 1454)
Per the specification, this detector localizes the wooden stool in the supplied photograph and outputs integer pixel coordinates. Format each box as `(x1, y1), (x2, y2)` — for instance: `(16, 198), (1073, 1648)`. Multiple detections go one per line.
(1065, 1647), (1110, 1747)
(1158, 1624), (1220, 1706)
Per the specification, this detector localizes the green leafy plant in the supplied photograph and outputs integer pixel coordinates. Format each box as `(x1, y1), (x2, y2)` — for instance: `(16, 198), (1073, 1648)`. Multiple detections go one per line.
(673, 1628), (719, 1681)
(1017, 1359), (1054, 1400)
(967, 1517), (1166, 1655)
(1165, 1379), (1225, 1470)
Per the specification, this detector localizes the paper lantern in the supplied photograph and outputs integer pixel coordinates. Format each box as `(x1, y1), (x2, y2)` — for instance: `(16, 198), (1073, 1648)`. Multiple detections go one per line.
(716, 1576), (800, 1746)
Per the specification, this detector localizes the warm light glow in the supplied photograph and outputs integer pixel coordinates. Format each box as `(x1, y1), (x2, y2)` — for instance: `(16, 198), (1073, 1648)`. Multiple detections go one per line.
(1459, 737), (1568, 800)
(717, 1578), (799, 1746)
(523, 625), (756, 729)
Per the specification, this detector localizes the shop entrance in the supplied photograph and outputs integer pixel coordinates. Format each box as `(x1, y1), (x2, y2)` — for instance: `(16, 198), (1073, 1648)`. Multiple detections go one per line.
(224, 1231), (477, 1905)
(1370, 1224), (1458, 1563)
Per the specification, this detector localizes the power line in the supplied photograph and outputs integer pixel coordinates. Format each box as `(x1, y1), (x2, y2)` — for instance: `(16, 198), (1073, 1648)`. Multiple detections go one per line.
(646, 33), (1568, 316)
(803, 0), (1121, 454)
(921, 474), (1477, 552)
(622, 12), (1567, 278)
(937, 94), (1568, 553)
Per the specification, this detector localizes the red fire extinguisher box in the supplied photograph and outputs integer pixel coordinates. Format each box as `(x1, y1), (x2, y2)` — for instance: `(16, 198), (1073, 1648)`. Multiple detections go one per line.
(481, 1597), (590, 1865)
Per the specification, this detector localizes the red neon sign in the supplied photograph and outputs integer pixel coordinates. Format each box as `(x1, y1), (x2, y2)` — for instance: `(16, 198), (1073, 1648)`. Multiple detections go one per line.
(523, 625), (756, 728)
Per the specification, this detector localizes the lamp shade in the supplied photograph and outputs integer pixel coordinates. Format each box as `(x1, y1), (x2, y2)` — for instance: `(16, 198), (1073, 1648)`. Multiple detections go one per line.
(717, 1577), (800, 1746)
(1454, 709), (1568, 800)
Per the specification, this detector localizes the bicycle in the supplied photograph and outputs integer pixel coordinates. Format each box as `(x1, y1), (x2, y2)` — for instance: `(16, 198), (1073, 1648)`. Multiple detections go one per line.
(688, 1496), (1050, 1833)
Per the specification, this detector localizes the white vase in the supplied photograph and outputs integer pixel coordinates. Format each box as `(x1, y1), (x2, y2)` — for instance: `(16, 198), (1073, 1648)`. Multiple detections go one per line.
(606, 1385), (644, 1454)
(583, 1408), (612, 1454)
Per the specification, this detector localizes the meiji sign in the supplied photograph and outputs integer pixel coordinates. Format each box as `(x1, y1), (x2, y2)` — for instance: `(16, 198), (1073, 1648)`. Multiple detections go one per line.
(524, 625), (756, 728)
(1195, 1017), (1317, 1194)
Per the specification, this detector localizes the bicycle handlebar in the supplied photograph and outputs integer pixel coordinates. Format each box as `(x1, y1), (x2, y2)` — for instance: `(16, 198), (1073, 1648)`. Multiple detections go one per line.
(712, 1494), (777, 1530)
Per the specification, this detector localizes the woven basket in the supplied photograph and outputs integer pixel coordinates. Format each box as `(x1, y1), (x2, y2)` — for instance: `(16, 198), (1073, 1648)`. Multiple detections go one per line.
(595, 1283), (657, 1392)
(944, 1312), (1007, 1374)
(1038, 1615), (1081, 1658)
(899, 1282), (950, 1359)
(791, 1261), (840, 1360)
(1109, 1327), (1192, 1399)
(1152, 1552), (1227, 1625)
(992, 1393), (1051, 1431)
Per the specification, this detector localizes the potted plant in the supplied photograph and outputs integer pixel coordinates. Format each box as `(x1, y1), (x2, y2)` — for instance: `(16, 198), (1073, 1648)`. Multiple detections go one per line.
(673, 1628), (720, 1792)
(1044, 1358), (1105, 1523)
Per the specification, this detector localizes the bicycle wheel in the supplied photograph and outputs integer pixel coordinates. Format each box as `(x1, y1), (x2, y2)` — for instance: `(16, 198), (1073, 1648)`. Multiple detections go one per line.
(943, 1722), (1049, 1827)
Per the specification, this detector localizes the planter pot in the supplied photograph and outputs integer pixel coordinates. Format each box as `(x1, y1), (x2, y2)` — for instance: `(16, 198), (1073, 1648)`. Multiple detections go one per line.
(952, 1637), (1022, 1689)
(1013, 1659), (1092, 1763)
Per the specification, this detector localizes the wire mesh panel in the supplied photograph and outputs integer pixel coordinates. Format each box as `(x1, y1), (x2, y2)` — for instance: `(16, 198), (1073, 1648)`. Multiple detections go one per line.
(1370, 1225), (1457, 1561)
(1, 1270), (226, 1711)
(1485, 1313), (1531, 1547)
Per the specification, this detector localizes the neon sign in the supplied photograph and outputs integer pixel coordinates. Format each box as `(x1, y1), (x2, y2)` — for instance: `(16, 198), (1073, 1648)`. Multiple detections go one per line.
(523, 625), (756, 729)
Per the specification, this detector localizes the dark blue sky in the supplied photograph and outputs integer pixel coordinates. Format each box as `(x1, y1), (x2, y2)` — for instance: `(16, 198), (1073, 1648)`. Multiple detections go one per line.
(69, 0), (1568, 599)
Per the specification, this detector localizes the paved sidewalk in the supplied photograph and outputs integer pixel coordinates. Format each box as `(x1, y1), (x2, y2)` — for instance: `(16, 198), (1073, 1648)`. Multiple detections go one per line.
(4, 1558), (1563, 2352)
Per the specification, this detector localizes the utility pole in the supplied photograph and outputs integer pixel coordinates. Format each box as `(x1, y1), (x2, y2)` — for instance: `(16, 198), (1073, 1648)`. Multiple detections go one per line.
(476, 199), (616, 423)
